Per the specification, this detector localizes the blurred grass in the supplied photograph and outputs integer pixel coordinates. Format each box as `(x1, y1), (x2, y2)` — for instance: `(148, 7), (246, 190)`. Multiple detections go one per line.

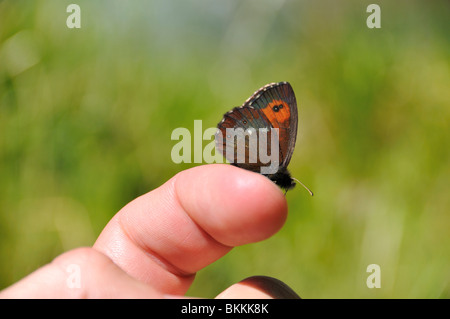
(0, 0), (449, 298)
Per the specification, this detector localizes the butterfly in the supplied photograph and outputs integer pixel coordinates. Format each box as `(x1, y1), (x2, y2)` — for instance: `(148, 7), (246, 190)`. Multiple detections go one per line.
(215, 81), (313, 195)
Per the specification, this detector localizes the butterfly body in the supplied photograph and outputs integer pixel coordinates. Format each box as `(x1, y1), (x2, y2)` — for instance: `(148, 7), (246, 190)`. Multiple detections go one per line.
(265, 166), (296, 191)
(215, 82), (299, 191)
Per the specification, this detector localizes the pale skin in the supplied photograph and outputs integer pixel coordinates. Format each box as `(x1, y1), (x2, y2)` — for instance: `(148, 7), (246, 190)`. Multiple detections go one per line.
(0, 164), (300, 298)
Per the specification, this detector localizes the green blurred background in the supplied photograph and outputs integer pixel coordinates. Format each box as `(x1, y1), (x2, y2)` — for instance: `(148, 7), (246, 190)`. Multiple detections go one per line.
(0, 0), (449, 298)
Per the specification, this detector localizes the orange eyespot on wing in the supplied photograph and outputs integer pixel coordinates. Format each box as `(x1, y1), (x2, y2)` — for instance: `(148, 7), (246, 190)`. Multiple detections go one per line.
(260, 100), (291, 128)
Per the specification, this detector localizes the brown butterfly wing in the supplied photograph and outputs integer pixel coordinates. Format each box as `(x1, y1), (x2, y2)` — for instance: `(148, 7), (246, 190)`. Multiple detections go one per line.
(216, 105), (272, 172)
(245, 82), (298, 168)
(215, 82), (298, 173)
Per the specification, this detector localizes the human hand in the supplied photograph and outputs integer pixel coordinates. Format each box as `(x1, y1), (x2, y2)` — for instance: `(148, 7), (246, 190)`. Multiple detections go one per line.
(0, 164), (299, 298)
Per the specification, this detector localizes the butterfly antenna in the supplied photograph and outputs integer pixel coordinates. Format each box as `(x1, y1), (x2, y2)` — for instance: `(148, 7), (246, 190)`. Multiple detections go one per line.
(293, 177), (314, 196)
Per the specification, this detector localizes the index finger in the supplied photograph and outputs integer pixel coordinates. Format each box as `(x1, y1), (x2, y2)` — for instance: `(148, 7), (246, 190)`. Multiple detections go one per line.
(93, 164), (288, 295)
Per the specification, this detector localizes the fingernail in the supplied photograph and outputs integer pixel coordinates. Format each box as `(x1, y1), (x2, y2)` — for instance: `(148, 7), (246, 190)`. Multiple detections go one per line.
(239, 275), (301, 299)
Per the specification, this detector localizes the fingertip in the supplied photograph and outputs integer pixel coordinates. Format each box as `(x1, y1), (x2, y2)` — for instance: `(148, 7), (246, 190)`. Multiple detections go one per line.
(175, 164), (288, 246)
